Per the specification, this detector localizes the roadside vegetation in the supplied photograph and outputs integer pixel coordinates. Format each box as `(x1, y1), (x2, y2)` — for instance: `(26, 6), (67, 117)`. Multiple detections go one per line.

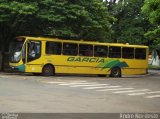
(148, 65), (160, 70)
(0, 0), (159, 71)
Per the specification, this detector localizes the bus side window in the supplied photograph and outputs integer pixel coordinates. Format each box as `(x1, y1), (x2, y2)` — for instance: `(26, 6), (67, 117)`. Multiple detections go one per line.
(135, 48), (146, 59)
(109, 46), (121, 58)
(63, 43), (78, 56)
(46, 42), (62, 55)
(122, 47), (134, 59)
(94, 45), (108, 57)
(79, 44), (93, 56)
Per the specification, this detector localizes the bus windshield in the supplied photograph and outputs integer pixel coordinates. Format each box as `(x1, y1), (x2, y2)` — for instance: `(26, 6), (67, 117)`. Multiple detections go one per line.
(10, 39), (24, 63)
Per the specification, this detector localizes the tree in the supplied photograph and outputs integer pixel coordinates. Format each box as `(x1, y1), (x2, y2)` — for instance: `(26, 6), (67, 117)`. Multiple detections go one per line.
(0, 0), (38, 52)
(0, 0), (113, 70)
(0, 0), (39, 70)
(37, 0), (113, 41)
(107, 0), (153, 44)
(141, 0), (160, 49)
(0, 0), (113, 44)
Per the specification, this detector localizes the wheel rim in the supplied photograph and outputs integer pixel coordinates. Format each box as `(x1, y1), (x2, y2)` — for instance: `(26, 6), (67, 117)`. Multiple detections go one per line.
(113, 69), (119, 76)
(111, 67), (121, 77)
(44, 67), (51, 74)
(43, 65), (53, 76)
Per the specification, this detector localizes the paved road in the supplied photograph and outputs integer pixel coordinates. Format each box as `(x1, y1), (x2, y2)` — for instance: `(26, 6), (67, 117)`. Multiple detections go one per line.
(0, 70), (160, 113)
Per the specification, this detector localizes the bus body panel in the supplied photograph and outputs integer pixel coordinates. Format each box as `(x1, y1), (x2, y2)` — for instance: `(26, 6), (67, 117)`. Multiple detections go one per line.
(24, 55), (148, 75)
(9, 36), (149, 76)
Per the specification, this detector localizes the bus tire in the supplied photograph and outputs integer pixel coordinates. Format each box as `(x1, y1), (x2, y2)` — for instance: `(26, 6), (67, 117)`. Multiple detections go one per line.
(42, 64), (54, 76)
(110, 67), (121, 77)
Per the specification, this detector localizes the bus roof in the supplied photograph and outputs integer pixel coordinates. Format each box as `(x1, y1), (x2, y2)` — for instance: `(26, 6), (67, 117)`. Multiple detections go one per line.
(18, 36), (148, 48)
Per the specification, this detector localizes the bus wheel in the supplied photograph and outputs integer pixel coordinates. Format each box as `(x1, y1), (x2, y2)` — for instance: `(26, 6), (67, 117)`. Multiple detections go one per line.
(42, 65), (54, 76)
(110, 67), (121, 77)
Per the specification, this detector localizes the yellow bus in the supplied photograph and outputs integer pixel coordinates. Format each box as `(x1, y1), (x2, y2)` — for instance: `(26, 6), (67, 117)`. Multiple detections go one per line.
(9, 36), (149, 77)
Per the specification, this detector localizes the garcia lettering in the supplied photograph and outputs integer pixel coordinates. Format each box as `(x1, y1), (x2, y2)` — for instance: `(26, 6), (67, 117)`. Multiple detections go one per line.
(67, 57), (104, 63)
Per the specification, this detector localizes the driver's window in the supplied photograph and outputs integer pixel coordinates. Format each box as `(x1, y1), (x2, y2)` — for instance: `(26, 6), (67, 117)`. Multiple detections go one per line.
(27, 40), (41, 62)
(28, 42), (36, 57)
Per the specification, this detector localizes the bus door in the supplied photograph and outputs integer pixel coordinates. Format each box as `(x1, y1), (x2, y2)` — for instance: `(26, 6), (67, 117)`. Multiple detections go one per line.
(24, 40), (42, 72)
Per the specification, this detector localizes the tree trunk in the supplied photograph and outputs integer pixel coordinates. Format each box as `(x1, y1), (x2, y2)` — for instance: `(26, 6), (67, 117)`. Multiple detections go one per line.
(0, 24), (13, 72)
(0, 51), (2, 71)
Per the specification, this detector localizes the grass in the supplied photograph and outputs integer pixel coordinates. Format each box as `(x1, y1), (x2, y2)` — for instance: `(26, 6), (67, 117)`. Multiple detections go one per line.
(148, 65), (160, 69)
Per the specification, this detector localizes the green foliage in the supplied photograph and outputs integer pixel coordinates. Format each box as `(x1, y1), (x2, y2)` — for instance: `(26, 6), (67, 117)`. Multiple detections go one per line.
(0, 0), (113, 70)
(145, 27), (160, 50)
(108, 0), (153, 45)
(142, 0), (160, 24)
(0, 0), (38, 51)
(141, 0), (160, 48)
(37, 0), (113, 41)
(0, 0), (112, 51)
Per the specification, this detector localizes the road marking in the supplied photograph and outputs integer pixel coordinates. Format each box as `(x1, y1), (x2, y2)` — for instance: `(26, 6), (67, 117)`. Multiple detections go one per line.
(128, 92), (146, 96)
(146, 91), (160, 94)
(97, 88), (134, 91)
(42, 81), (87, 84)
(59, 82), (96, 86)
(67, 81), (87, 83)
(43, 81), (66, 84)
(0, 76), (10, 78)
(145, 95), (160, 98)
(128, 91), (160, 96)
(40, 80), (160, 99)
(113, 89), (150, 94)
(70, 84), (110, 87)
(83, 86), (121, 89)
